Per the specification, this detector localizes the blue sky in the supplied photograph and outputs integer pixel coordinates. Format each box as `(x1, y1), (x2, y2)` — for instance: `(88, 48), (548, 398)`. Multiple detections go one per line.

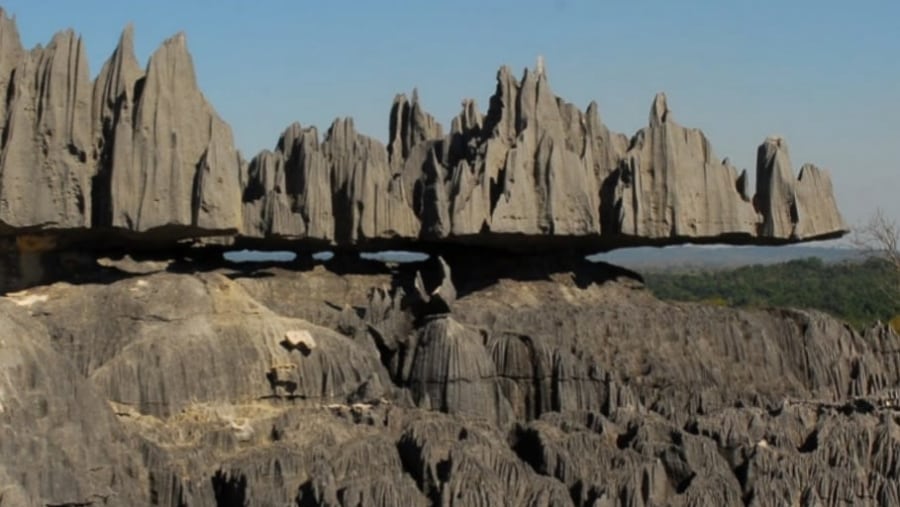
(3, 1), (898, 228)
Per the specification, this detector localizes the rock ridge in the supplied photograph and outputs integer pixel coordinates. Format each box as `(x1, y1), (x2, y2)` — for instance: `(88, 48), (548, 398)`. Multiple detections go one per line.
(0, 12), (847, 253)
(3, 255), (899, 505)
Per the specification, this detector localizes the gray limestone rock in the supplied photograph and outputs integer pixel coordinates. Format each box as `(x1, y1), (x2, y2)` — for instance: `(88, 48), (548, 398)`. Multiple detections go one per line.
(456, 66), (606, 238)
(613, 94), (760, 240)
(241, 123), (333, 241)
(242, 118), (420, 245)
(0, 21), (244, 239)
(243, 63), (849, 251)
(755, 136), (846, 240)
(0, 27), (93, 230)
(406, 315), (513, 424)
(27, 272), (389, 418)
(297, 434), (429, 507)
(0, 300), (148, 505)
(0, 12), (874, 504)
(0, 13), (848, 253)
(396, 414), (573, 506)
(1, 256), (899, 505)
(388, 90), (443, 165)
(91, 25), (143, 228)
(108, 32), (242, 234)
(325, 117), (420, 244)
(413, 255), (456, 314)
(0, 11), (23, 160)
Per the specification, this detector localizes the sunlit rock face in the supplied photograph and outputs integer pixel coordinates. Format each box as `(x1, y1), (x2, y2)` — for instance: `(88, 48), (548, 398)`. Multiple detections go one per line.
(0, 10), (845, 254)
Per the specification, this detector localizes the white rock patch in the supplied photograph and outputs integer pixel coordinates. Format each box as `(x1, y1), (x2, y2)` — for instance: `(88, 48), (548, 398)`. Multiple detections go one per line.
(283, 329), (316, 354)
(5, 291), (48, 307)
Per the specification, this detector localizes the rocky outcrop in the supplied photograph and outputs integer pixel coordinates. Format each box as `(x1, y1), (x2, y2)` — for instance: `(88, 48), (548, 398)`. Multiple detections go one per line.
(613, 94), (759, 240)
(0, 300), (148, 505)
(103, 31), (243, 235)
(0, 13), (876, 506)
(388, 90), (443, 165)
(755, 136), (846, 239)
(413, 66), (618, 241)
(240, 116), (421, 246)
(0, 12), (846, 255)
(4, 256), (899, 505)
(0, 23), (93, 231)
(0, 13), (242, 241)
(27, 272), (388, 418)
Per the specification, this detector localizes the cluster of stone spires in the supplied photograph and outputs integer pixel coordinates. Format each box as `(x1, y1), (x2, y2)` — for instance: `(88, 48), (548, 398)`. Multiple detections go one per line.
(0, 10), (846, 253)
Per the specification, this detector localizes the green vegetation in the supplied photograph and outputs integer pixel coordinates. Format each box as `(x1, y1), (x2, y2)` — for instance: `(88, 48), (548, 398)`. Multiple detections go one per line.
(644, 257), (900, 331)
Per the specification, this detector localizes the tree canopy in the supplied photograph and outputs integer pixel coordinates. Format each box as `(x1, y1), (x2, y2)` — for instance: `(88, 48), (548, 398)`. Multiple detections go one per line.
(644, 257), (900, 331)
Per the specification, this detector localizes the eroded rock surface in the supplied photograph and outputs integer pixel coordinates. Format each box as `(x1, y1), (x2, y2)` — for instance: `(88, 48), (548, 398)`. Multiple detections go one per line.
(3, 254), (898, 506)
(0, 11), (846, 256)
(0, 10), (872, 507)
(0, 300), (148, 506)
(108, 32), (242, 235)
(0, 25), (93, 231)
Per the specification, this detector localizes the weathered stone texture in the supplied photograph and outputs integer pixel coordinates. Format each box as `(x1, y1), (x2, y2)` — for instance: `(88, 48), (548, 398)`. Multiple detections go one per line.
(0, 12), (846, 252)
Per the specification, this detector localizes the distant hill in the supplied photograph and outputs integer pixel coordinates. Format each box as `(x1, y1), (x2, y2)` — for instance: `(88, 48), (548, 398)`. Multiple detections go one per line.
(589, 245), (860, 272)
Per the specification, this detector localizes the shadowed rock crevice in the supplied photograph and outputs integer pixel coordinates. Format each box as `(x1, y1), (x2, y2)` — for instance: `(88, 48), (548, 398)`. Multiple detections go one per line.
(211, 471), (248, 507)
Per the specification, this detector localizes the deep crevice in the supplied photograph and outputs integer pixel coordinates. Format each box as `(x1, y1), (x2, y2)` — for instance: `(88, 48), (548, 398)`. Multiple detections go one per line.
(616, 422), (639, 450)
(798, 429), (819, 453)
(509, 425), (546, 475)
(211, 470), (248, 507)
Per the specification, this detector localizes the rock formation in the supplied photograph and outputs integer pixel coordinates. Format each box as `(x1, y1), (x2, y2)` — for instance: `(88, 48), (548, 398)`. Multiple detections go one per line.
(3, 254), (900, 506)
(0, 298), (147, 506)
(755, 136), (846, 239)
(614, 94), (759, 239)
(0, 12), (879, 506)
(97, 29), (243, 236)
(0, 11), (846, 256)
(0, 22), (93, 232)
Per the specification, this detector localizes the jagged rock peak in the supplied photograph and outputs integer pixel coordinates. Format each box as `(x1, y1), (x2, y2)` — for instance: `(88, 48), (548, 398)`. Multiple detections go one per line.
(388, 89), (443, 162)
(0, 8), (23, 157)
(92, 24), (142, 142)
(103, 28), (243, 234)
(614, 92), (761, 239)
(451, 98), (483, 136)
(100, 26), (138, 77)
(274, 121), (311, 162)
(92, 24), (141, 109)
(0, 24), (93, 230)
(649, 92), (670, 125)
(754, 136), (846, 239)
(0, 7), (22, 60)
(0, 12), (848, 253)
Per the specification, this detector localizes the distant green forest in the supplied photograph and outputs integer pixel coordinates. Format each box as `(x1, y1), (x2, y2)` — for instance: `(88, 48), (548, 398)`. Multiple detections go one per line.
(644, 257), (900, 332)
